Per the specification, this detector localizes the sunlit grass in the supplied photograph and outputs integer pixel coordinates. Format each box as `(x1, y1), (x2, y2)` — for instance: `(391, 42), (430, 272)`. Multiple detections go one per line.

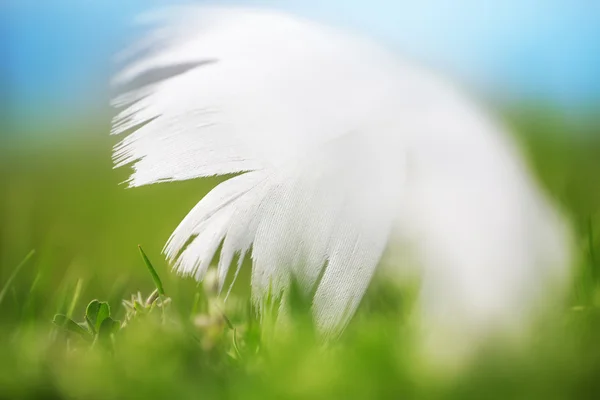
(1, 113), (600, 399)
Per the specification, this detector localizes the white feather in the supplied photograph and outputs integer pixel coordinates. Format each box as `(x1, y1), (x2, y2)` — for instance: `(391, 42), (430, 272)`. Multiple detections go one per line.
(113, 6), (571, 360)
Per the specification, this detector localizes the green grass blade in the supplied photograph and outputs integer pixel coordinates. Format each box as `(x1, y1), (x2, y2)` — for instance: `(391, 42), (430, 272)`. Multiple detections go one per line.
(138, 245), (165, 296)
(0, 249), (35, 306)
(589, 217), (596, 266)
(22, 271), (43, 320)
(53, 314), (92, 340)
(190, 291), (202, 318)
(66, 278), (83, 319)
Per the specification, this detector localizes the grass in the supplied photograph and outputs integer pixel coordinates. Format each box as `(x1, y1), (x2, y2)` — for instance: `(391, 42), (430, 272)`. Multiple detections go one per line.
(0, 250), (35, 306)
(1, 112), (600, 399)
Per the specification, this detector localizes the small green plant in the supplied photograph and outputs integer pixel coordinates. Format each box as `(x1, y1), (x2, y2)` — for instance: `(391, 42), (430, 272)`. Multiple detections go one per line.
(52, 245), (168, 346)
(53, 299), (121, 345)
(50, 245), (248, 357)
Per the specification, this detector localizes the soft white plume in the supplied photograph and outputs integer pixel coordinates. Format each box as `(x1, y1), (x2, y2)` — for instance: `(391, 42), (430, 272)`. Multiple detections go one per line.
(112, 6), (571, 359)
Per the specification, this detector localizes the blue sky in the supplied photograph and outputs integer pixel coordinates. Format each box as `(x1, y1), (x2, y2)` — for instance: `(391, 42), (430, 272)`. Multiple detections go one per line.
(4, 0), (600, 123)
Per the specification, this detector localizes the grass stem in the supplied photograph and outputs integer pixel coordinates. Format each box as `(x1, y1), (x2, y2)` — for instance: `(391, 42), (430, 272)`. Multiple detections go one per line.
(0, 250), (35, 306)
(138, 245), (165, 296)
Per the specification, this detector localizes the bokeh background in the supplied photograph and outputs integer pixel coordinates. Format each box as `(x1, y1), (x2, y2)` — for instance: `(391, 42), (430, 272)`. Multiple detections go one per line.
(1, 1), (600, 398)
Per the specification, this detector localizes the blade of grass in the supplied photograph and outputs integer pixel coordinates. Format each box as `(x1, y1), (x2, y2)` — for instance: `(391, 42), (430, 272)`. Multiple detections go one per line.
(138, 245), (165, 296)
(53, 314), (92, 340)
(589, 217), (596, 274)
(190, 291), (202, 318)
(232, 328), (243, 360)
(66, 278), (83, 319)
(22, 271), (43, 320)
(0, 249), (35, 306)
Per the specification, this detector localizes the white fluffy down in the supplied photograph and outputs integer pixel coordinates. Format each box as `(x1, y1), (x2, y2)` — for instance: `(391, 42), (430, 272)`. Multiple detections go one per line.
(112, 6), (571, 358)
